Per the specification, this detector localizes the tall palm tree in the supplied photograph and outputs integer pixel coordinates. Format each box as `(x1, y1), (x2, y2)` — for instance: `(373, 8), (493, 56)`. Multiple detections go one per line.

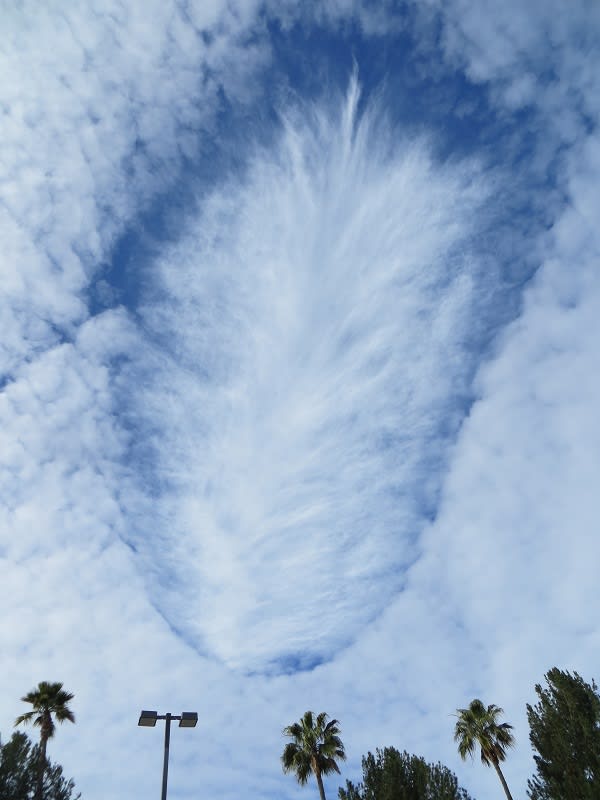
(15, 681), (75, 800)
(454, 698), (515, 800)
(281, 711), (346, 800)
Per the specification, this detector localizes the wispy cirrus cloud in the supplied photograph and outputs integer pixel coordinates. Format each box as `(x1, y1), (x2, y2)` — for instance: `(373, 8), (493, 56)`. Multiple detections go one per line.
(122, 75), (496, 673)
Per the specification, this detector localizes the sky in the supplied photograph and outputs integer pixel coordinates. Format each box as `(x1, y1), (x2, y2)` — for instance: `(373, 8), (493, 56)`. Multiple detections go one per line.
(1, 2), (599, 799)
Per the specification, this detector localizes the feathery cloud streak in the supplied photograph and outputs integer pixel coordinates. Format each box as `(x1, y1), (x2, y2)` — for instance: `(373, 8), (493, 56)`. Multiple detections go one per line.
(123, 76), (495, 673)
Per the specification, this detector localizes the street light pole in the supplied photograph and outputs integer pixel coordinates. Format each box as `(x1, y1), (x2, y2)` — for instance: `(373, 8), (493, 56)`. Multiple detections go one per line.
(161, 713), (172, 800)
(138, 710), (198, 800)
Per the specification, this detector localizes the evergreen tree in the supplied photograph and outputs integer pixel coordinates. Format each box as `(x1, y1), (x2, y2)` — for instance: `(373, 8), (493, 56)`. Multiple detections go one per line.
(0, 731), (32, 800)
(527, 667), (600, 800)
(0, 731), (80, 800)
(338, 747), (474, 800)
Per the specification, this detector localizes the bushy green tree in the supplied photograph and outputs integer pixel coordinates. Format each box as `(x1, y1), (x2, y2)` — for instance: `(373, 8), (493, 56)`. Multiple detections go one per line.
(0, 731), (80, 800)
(282, 711), (346, 800)
(527, 667), (600, 800)
(338, 747), (474, 800)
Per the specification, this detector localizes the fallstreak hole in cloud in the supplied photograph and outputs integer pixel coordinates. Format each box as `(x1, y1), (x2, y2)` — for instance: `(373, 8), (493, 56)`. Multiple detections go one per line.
(118, 77), (496, 674)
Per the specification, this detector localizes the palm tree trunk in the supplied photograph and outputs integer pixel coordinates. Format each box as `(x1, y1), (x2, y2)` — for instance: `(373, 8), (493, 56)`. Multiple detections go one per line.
(492, 758), (514, 800)
(314, 767), (327, 800)
(35, 732), (47, 800)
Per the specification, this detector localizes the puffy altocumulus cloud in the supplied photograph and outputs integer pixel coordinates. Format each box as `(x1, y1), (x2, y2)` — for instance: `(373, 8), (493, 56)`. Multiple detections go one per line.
(401, 133), (600, 794)
(424, 0), (600, 689)
(0, 0), (270, 376)
(2, 2), (600, 800)
(377, 0), (600, 796)
(425, 0), (600, 144)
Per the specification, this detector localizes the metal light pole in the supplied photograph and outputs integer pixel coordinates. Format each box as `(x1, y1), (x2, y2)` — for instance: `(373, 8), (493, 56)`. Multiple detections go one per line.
(138, 710), (198, 800)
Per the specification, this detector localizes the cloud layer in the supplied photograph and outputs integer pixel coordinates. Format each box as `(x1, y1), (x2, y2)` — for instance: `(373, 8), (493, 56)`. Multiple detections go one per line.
(0, 0), (268, 376)
(2, 3), (600, 800)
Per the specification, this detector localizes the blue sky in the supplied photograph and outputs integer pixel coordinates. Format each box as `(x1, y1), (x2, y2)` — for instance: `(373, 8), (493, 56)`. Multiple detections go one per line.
(1, 2), (599, 799)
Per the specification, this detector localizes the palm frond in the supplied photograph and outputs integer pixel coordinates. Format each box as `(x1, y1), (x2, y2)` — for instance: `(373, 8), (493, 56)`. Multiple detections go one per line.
(283, 722), (303, 740)
(14, 712), (35, 727)
(320, 756), (342, 775)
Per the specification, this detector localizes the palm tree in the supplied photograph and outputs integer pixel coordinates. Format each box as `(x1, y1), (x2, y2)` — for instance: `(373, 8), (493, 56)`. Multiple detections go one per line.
(15, 681), (75, 800)
(281, 711), (346, 800)
(454, 698), (515, 800)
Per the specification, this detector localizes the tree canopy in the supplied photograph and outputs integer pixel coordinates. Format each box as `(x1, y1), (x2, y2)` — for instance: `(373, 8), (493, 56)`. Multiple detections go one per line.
(0, 731), (80, 800)
(527, 667), (600, 800)
(338, 746), (474, 800)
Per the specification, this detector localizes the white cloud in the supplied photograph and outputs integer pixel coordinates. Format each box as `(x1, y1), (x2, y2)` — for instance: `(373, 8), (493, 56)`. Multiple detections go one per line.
(382, 146), (600, 795)
(2, 3), (600, 800)
(0, 0), (268, 376)
(423, 0), (600, 134)
(126, 75), (492, 673)
(366, 2), (600, 796)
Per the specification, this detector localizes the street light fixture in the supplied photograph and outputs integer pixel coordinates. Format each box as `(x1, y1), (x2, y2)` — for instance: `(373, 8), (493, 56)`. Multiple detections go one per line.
(138, 710), (198, 800)
(138, 710), (158, 727)
(179, 712), (198, 728)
